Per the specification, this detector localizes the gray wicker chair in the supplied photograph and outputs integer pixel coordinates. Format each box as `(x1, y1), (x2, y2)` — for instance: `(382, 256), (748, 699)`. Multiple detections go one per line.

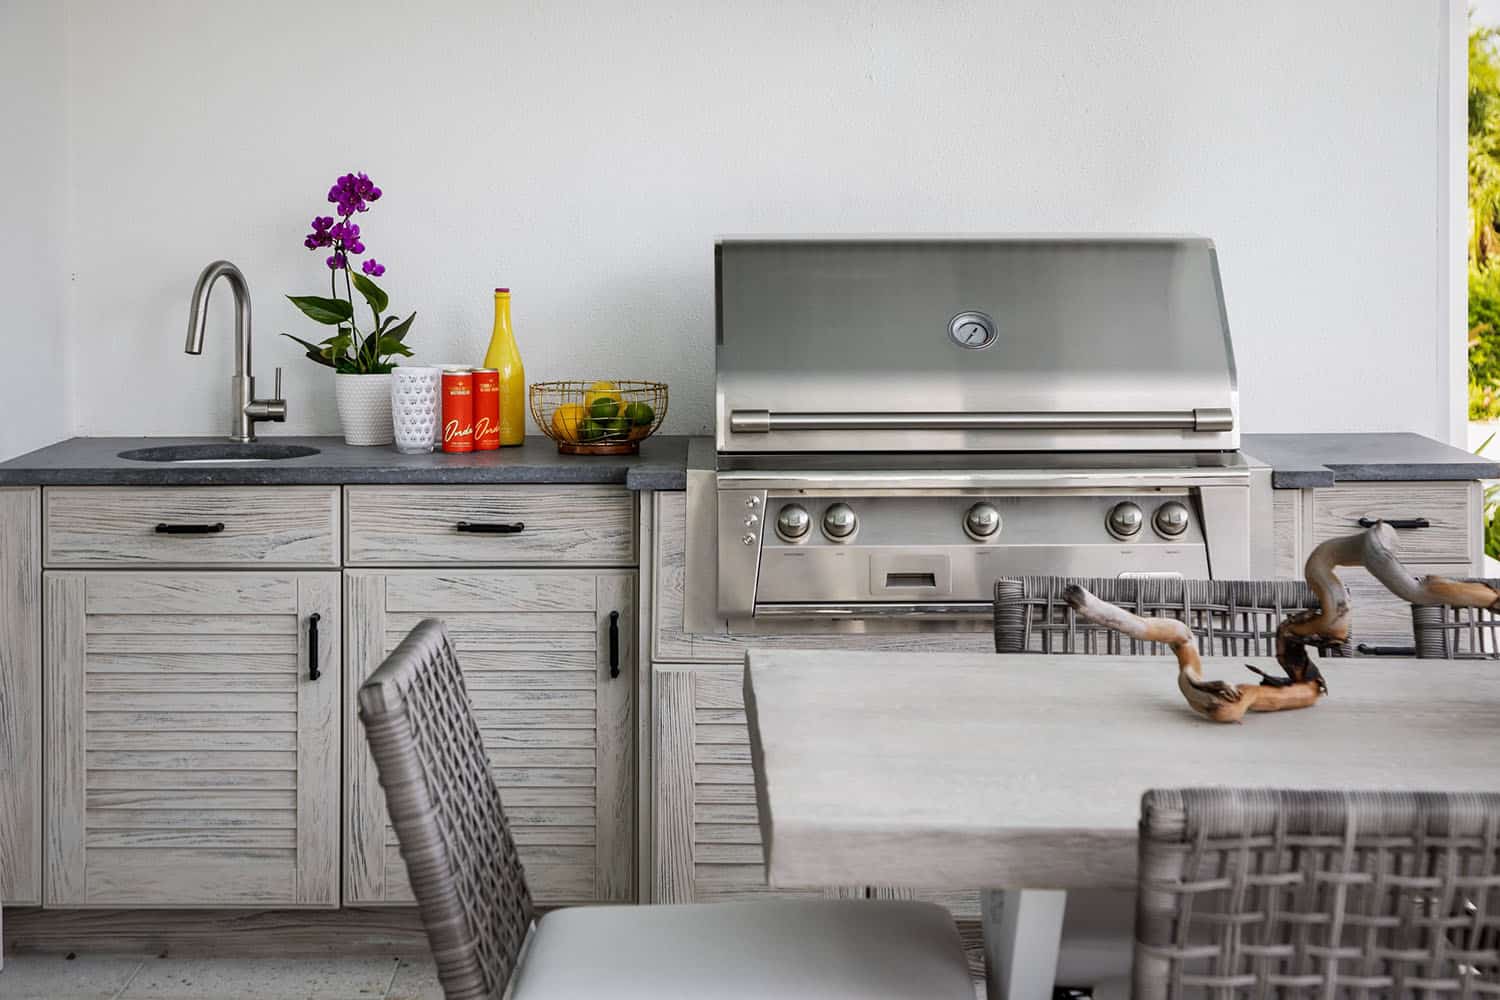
(1135, 788), (1500, 998)
(359, 618), (976, 1000)
(1413, 578), (1500, 659)
(994, 576), (1355, 658)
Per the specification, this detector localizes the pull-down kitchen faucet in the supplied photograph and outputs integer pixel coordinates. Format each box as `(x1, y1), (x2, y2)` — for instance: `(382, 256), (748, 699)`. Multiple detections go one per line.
(184, 260), (287, 442)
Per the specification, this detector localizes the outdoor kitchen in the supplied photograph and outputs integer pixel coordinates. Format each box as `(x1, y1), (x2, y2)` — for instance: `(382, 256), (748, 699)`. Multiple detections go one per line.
(2, 3), (1498, 1000)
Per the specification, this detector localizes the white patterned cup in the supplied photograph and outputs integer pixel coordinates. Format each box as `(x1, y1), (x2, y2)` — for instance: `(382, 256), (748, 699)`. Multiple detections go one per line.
(390, 366), (441, 454)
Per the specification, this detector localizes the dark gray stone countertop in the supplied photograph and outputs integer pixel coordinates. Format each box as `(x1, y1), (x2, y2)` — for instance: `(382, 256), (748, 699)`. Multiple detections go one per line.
(1241, 433), (1498, 489)
(0, 435), (691, 491)
(2, 432), (1487, 493)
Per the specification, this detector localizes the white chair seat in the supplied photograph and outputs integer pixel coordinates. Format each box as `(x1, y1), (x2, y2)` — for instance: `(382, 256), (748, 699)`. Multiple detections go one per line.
(509, 898), (975, 1000)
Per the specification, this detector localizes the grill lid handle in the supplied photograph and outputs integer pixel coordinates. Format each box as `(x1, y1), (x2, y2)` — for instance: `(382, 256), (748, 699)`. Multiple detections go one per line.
(728, 408), (1233, 434)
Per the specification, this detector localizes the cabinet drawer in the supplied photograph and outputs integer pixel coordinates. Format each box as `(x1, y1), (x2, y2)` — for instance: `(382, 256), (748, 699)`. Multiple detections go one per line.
(345, 485), (635, 566)
(44, 487), (340, 568)
(1310, 483), (1475, 563)
(1340, 562), (1458, 651)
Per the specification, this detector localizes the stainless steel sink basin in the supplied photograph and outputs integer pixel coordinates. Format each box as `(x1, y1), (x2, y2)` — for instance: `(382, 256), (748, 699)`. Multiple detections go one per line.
(117, 443), (321, 464)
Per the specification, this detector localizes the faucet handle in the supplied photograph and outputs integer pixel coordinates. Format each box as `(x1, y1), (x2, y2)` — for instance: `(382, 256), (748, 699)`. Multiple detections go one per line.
(273, 367), (283, 401)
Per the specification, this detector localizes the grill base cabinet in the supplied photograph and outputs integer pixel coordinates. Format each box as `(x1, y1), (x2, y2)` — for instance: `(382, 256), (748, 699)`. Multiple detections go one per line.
(43, 571), (340, 907)
(344, 570), (636, 906)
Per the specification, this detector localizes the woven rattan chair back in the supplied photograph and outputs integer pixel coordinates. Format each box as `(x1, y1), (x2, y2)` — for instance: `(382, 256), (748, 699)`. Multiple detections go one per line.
(994, 576), (1353, 658)
(1413, 579), (1500, 659)
(1136, 788), (1500, 999)
(358, 619), (534, 1000)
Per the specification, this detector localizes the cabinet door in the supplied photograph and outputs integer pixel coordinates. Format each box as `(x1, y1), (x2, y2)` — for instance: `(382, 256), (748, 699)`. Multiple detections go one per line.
(1, 489), (41, 905)
(652, 664), (860, 903)
(346, 570), (635, 906)
(44, 571), (339, 907)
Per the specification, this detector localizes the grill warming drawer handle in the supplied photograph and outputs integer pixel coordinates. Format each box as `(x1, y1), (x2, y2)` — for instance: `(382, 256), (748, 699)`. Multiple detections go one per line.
(728, 408), (1234, 434)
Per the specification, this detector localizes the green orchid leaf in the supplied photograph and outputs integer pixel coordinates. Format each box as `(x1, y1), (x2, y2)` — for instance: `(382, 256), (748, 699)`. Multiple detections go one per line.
(383, 311), (417, 343)
(287, 295), (353, 325)
(351, 273), (389, 317)
(280, 333), (336, 369)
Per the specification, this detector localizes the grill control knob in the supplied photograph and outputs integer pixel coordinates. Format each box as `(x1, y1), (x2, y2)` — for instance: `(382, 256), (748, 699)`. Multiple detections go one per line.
(964, 502), (1002, 540)
(1153, 501), (1191, 538)
(1106, 501), (1144, 540)
(775, 504), (811, 541)
(822, 503), (858, 541)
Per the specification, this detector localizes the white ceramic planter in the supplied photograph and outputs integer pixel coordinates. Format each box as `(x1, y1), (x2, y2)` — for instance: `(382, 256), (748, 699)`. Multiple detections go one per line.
(335, 372), (395, 446)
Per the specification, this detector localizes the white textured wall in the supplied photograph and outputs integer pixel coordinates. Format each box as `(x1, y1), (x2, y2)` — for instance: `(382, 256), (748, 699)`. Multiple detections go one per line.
(1, 1), (70, 461)
(59, 0), (1450, 439)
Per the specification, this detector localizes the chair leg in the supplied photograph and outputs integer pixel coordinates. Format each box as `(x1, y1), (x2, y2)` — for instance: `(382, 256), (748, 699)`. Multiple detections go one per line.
(982, 889), (1066, 1000)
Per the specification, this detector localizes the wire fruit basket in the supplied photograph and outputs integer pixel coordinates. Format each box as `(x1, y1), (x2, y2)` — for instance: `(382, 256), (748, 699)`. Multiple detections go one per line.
(530, 380), (668, 455)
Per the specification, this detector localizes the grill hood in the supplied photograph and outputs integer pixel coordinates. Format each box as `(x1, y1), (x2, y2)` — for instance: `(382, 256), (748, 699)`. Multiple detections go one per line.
(715, 237), (1239, 454)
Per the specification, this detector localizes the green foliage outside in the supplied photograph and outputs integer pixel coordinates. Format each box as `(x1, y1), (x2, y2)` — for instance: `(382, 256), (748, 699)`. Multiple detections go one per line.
(1470, 22), (1500, 418)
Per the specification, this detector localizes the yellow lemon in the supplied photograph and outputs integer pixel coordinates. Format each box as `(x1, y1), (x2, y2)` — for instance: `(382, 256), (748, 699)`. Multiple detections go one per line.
(550, 402), (587, 443)
(583, 380), (623, 409)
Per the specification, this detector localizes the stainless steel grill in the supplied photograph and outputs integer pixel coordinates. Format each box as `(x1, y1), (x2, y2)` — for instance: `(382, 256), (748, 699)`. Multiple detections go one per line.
(687, 236), (1271, 625)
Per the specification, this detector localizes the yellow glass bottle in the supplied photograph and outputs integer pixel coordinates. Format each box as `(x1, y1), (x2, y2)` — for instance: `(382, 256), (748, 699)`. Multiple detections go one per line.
(482, 287), (526, 446)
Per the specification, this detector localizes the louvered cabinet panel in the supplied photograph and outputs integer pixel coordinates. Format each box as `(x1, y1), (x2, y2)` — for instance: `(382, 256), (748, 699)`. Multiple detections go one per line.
(346, 570), (635, 906)
(652, 664), (860, 904)
(43, 571), (339, 907)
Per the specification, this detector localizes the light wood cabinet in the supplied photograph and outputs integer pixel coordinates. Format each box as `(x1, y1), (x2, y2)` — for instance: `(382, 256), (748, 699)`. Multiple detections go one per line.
(1, 488), (41, 906)
(345, 569), (635, 906)
(43, 571), (340, 907)
(43, 487), (340, 568)
(652, 663), (859, 904)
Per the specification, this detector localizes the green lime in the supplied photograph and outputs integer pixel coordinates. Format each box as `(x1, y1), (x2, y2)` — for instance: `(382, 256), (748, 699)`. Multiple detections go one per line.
(588, 397), (619, 419)
(622, 401), (655, 426)
(577, 417), (603, 441)
(598, 417), (629, 437)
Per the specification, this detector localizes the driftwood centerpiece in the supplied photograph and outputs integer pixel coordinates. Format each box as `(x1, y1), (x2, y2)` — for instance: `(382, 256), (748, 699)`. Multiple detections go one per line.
(1064, 521), (1500, 723)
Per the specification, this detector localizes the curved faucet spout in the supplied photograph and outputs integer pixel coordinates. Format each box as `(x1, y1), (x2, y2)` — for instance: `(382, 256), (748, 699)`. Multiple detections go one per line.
(184, 259), (252, 375)
(183, 260), (284, 442)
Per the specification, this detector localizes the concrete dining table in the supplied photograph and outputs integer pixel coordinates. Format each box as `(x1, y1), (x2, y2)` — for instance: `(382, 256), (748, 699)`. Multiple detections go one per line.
(743, 649), (1500, 1000)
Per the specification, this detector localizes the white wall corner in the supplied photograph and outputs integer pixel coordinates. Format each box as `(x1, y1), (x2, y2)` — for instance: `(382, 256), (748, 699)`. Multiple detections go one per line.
(1441, 0), (1468, 445)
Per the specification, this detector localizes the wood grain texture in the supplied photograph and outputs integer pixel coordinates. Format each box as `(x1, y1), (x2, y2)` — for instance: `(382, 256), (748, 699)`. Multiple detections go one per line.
(3, 907), (430, 957)
(1270, 489), (1302, 579)
(43, 487), (339, 568)
(345, 570), (636, 907)
(651, 663), (859, 904)
(1310, 481), (1473, 563)
(44, 570), (341, 907)
(344, 485), (636, 566)
(0, 489), (41, 906)
(650, 493), (991, 662)
(744, 650), (1500, 892)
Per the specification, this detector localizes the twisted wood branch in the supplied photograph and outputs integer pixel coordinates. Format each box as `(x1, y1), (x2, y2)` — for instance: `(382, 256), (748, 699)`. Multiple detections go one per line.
(1061, 521), (1497, 723)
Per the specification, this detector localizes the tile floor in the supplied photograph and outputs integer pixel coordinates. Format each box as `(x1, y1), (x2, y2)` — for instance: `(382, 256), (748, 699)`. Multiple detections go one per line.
(0, 954), (442, 1000)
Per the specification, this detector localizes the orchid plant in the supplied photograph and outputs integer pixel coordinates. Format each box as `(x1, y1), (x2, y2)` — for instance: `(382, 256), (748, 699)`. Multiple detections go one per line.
(283, 172), (416, 374)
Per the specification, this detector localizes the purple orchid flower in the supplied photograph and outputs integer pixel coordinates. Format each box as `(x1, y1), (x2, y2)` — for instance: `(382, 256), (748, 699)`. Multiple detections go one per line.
(361, 258), (385, 277)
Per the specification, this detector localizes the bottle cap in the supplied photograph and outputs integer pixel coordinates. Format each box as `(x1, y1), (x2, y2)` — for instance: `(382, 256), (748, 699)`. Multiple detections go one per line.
(494, 287), (510, 293)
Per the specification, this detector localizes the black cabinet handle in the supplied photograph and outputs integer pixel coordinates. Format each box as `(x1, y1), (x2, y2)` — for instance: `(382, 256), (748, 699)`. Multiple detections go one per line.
(1357, 517), (1430, 530)
(455, 521), (525, 534)
(155, 522), (225, 534)
(308, 613), (322, 681)
(1356, 643), (1416, 657)
(608, 610), (620, 679)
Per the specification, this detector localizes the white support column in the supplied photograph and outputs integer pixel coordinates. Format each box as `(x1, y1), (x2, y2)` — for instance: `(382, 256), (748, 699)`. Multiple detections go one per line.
(982, 888), (1067, 1000)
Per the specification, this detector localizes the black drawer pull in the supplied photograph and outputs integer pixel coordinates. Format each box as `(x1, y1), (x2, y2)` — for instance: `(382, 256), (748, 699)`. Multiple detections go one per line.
(308, 613), (322, 681)
(455, 521), (525, 534)
(1357, 517), (1430, 530)
(155, 522), (225, 534)
(608, 610), (620, 679)
(1356, 644), (1416, 657)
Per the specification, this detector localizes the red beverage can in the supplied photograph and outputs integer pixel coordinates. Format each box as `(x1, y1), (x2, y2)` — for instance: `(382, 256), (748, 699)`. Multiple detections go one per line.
(441, 367), (475, 453)
(472, 368), (501, 451)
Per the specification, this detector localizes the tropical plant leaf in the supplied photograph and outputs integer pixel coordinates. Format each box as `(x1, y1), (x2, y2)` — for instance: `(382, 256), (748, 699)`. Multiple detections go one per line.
(287, 295), (353, 325)
(383, 311), (416, 343)
(280, 333), (336, 369)
(376, 335), (415, 358)
(351, 273), (389, 316)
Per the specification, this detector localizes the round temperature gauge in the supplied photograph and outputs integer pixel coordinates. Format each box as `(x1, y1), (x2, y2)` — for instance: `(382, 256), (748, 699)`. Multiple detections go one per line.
(948, 311), (997, 350)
